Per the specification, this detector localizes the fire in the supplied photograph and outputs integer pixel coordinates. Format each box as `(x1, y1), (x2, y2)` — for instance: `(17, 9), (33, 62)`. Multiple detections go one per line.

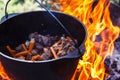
(59, 0), (120, 80)
(0, 62), (11, 80)
(0, 0), (120, 80)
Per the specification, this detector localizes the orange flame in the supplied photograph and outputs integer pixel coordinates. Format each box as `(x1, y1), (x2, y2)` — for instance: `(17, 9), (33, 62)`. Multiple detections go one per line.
(59, 0), (120, 80)
(0, 62), (11, 80)
(0, 0), (120, 80)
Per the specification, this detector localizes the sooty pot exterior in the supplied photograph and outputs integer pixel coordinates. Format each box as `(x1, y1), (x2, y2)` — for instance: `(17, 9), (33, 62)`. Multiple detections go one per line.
(0, 11), (86, 80)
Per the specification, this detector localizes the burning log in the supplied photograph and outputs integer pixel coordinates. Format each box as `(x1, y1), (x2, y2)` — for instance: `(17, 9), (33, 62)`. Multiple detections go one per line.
(105, 36), (120, 80)
(105, 53), (120, 80)
(6, 32), (77, 61)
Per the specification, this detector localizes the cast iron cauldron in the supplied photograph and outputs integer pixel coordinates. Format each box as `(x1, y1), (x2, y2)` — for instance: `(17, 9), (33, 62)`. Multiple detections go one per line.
(0, 11), (86, 80)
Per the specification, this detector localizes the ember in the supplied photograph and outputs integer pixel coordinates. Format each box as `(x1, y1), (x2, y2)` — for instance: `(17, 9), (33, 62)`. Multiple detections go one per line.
(6, 32), (77, 61)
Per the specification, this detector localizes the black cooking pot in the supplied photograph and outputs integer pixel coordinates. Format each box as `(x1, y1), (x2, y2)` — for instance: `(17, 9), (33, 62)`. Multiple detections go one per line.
(0, 10), (86, 80)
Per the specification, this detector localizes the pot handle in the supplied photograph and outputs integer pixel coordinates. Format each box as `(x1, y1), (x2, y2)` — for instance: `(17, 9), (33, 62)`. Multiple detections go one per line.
(4, 0), (78, 46)
(35, 0), (81, 56)
(5, 0), (11, 20)
(35, 0), (78, 46)
(5, 0), (81, 56)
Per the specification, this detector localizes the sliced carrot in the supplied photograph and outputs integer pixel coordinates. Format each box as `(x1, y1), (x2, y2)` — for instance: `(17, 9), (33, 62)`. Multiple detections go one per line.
(50, 47), (58, 59)
(15, 51), (29, 57)
(6, 45), (16, 57)
(28, 40), (35, 52)
(21, 44), (27, 51)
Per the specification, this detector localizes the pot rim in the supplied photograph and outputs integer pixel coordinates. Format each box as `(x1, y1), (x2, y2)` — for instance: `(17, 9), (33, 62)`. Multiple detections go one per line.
(0, 50), (80, 63)
(0, 10), (87, 63)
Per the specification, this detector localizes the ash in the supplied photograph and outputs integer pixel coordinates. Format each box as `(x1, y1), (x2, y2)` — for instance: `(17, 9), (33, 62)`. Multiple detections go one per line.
(105, 35), (120, 80)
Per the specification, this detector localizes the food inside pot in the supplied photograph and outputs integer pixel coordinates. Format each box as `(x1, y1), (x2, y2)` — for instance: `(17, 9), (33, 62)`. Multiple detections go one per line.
(6, 32), (77, 61)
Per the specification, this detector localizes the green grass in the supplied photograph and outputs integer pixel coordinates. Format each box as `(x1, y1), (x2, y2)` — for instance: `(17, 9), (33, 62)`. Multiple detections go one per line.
(0, 0), (41, 20)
